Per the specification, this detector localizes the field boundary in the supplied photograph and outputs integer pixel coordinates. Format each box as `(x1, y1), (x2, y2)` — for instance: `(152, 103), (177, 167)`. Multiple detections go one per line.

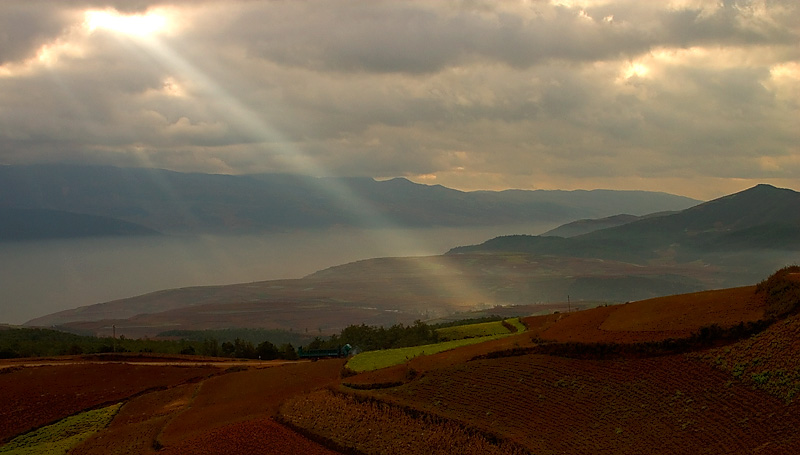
(475, 319), (774, 362)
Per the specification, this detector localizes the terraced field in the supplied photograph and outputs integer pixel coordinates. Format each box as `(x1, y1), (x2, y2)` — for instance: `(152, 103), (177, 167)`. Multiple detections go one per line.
(537, 285), (765, 343)
(0, 363), (218, 443)
(0, 358), (346, 455)
(5, 272), (798, 455)
(352, 354), (800, 454)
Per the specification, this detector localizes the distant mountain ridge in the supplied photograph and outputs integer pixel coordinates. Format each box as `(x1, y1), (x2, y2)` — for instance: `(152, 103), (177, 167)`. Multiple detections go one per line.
(25, 184), (799, 336)
(0, 164), (700, 237)
(449, 184), (800, 264)
(541, 212), (677, 238)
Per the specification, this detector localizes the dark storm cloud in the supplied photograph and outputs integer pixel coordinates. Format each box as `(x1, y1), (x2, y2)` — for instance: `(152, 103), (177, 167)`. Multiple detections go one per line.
(222, 1), (798, 74)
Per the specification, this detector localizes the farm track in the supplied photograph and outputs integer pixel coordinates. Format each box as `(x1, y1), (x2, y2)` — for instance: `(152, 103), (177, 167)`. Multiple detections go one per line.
(360, 353), (800, 454)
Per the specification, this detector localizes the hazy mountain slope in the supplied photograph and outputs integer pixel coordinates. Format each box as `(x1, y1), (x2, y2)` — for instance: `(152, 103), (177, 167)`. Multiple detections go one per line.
(0, 164), (700, 233)
(27, 254), (710, 337)
(542, 211), (677, 238)
(0, 208), (159, 241)
(450, 184), (800, 262)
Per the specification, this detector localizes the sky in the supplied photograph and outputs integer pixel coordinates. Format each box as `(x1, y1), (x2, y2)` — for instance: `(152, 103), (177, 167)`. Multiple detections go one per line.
(0, 0), (798, 200)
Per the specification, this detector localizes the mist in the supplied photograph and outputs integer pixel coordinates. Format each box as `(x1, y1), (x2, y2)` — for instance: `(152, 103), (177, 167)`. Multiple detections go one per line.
(0, 224), (556, 325)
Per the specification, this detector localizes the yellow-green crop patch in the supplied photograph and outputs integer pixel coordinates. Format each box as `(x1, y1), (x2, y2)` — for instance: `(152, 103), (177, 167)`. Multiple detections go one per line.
(347, 334), (508, 372)
(0, 403), (121, 455)
(436, 318), (525, 341)
(436, 320), (509, 341)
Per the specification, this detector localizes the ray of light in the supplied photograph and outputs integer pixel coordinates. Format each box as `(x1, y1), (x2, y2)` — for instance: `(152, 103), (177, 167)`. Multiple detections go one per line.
(74, 8), (500, 317)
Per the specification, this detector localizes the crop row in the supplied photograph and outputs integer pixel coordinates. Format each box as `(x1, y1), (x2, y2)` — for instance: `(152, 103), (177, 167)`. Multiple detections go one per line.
(363, 353), (800, 454)
(279, 389), (530, 455)
(692, 312), (800, 402)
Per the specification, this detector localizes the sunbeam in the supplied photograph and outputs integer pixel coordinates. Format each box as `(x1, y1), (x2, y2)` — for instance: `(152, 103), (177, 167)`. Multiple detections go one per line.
(76, 7), (499, 317)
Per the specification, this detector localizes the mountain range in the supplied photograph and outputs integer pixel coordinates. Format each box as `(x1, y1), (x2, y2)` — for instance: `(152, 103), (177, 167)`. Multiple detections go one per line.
(0, 164), (699, 239)
(450, 184), (800, 262)
(25, 183), (800, 338)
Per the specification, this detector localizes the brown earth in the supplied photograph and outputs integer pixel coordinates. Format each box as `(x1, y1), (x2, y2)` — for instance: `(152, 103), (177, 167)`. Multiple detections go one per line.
(355, 353), (800, 454)
(0, 362), (217, 443)
(1, 357), (345, 454)
(159, 418), (340, 455)
(159, 360), (344, 446)
(693, 311), (800, 402)
(6, 281), (796, 454)
(71, 383), (199, 455)
(538, 286), (765, 343)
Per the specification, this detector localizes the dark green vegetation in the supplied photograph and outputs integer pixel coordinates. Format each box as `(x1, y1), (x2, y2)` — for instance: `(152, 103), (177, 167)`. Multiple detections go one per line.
(0, 327), (298, 360)
(157, 328), (312, 347)
(303, 321), (438, 352)
(0, 327), (194, 358)
(0, 164), (698, 237)
(756, 265), (800, 319)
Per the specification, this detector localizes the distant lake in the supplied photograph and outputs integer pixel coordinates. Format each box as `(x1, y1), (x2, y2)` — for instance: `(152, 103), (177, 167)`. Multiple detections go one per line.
(0, 224), (554, 325)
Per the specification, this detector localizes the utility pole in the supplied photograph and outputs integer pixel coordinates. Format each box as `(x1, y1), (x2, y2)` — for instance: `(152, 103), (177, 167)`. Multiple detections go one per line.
(567, 295), (571, 313)
(112, 325), (116, 353)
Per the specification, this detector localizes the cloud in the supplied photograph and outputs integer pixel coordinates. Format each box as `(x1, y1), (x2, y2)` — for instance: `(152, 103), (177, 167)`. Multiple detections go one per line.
(0, 0), (798, 199)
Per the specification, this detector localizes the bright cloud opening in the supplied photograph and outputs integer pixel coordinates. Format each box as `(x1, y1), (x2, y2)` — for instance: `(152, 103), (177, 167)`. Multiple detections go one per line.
(85, 9), (169, 37)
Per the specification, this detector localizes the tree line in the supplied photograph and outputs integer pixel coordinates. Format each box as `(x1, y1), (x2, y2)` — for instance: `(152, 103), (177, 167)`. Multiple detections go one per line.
(0, 327), (298, 360)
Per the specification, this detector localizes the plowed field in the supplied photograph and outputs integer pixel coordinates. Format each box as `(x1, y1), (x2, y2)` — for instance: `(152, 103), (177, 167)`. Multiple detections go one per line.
(361, 353), (800, 454)
(540, 286), (765, 343)
(0, 363), (217, 443)
(160, 360), (344, 446)
(159, 418), (340, 455)
(694, 311), (800, 402)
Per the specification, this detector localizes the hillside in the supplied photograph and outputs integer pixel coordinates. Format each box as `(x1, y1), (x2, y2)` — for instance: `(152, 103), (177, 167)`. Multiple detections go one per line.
(449, 184), (800, 283)
(0, 164), (699, 234)
(27, 254), (711, 338)
(284, 268), (800, 454)
(5, 270), (800, 454)
(24, 184), (797, 337)
(541, 211), (677, 237)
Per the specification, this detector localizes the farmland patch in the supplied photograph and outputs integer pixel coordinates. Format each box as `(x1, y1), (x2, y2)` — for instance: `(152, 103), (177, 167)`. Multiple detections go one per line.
(0, 403), (121, 455)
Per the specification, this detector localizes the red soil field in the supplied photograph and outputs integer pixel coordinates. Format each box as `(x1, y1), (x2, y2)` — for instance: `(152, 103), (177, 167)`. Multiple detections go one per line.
(72, 359), (346, 454)
(71, 383), (199, 455)
(539, 286), (765, 343)
(694, 311), (800, 402)
(2, 358), (345, 454)
(361, 353), (800, 454)
(0, 362), (217, 443)
(159, 359), (344, 446)
(159, 418), (341, 455)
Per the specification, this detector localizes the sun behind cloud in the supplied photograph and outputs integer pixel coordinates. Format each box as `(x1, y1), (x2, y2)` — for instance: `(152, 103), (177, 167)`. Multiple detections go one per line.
(85, 9), (169, 37)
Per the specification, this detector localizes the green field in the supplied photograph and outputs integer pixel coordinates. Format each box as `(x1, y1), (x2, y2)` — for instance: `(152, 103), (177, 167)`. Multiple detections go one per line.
(435, 318), (525, 341)
(0, 403), (121, 455)
(346, 335), (512, 372)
